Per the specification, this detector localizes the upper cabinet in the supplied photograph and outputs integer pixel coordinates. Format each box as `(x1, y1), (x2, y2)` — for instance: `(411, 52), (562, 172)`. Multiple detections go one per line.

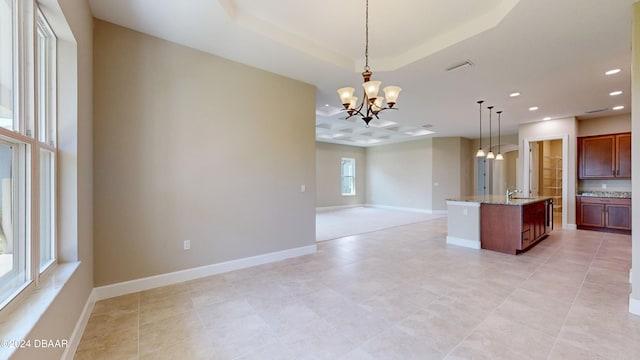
(578, 132), (631, 179)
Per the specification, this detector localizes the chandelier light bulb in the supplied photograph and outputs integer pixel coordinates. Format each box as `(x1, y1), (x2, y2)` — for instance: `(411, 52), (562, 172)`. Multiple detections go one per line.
(363, 80), (381, 100)
(337, 87), (355, 106)
(383, 86), (401, 107)
(349, 97), (358, 110)
(372, 97), (385, 113)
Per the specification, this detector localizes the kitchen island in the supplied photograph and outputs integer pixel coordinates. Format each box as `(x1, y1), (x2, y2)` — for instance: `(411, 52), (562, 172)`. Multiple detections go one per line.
(446, 195), (553, 255)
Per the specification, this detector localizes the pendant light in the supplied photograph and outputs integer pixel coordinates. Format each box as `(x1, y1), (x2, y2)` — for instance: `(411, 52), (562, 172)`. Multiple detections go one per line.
(475, 100), (485, 157)
(486, 106), (495, 159)
(495, 110), (504, 160)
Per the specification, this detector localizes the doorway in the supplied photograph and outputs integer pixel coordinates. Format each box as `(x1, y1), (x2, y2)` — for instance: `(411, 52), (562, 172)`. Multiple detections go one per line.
(524, 136), (568, 229)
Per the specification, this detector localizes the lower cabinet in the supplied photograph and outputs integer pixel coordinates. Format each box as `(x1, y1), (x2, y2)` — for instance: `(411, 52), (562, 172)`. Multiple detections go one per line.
(481, 199), (552, 255)
(576, 196), (631, 234)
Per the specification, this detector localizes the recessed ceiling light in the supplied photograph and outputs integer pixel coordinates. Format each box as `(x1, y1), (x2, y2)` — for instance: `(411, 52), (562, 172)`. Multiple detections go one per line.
(612, 105), (625, 111)
(543, 117), (552, 121)
(510, 92), (520, 97)
(605, 69), (621, 75)
(529, 106), (539, 111)
(609, 90), (623, 96)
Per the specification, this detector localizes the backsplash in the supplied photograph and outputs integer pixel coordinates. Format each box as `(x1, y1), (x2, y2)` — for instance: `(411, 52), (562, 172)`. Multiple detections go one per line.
(579, 179), (632, 192)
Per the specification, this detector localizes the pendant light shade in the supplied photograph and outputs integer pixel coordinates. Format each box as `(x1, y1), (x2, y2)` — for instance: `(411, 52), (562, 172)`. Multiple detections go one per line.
(476, 100), (485, 157)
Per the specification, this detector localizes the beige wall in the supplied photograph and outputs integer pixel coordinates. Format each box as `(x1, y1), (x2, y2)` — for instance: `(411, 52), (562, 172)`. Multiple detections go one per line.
(518, 117), (578, 226)
(459, 137), (474, 196)
(364, 137), (475, 211)
(315, 142), (366, 207)
(14, 0), (94, 359)
(631, 1), (639, 313)
(366, 139), (433, 210)
(93, 20), (316, 286)
(578, 113), (631, 137)
(432, 137), (469, 211)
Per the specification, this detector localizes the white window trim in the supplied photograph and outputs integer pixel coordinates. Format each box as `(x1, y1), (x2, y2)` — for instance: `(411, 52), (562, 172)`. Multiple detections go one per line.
(341, 157), (356, 196)
(0, 0), (58, 314)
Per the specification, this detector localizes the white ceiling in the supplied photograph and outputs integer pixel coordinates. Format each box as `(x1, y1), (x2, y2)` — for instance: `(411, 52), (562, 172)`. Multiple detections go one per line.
(89, 0), (635, 147)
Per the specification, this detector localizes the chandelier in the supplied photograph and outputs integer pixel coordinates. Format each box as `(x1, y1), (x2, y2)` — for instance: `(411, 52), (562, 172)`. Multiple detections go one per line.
(337, 0), (401, 127)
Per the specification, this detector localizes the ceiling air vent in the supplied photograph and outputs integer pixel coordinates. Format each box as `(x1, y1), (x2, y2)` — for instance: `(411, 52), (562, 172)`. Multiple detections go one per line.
(446, 60), (473, 72)
(585, 108), (608, 114)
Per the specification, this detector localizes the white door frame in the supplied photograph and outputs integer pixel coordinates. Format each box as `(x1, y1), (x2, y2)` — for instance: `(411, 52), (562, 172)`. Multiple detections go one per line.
(523, 134), (569, 229)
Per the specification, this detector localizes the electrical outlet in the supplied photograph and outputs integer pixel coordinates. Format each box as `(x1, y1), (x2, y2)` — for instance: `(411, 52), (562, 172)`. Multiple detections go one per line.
(184, 240), (191, 250)
(300, 184), (306, 193)
(602, 183), (607, 189)
(463, 208), (468, 216)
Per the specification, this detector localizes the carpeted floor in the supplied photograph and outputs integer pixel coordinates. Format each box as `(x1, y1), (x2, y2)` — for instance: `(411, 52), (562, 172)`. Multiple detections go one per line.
(316, 206), (446, 241)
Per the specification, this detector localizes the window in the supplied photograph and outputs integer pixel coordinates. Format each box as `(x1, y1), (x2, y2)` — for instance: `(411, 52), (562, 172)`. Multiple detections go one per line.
(0, 2), (57, 310)
(0, 0), (14, 130)
(341, 157), (356, 196)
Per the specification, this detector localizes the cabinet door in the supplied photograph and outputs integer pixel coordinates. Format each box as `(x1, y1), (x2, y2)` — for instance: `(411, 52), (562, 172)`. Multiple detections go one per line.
(606, 204), (631, 230)
(579, 135), (615, 179)
(580, 203), (605, 227)
(616, 133), (631, 178)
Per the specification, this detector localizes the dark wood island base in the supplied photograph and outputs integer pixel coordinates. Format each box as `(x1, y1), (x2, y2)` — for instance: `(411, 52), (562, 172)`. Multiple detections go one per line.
(481, 198), (553, 255)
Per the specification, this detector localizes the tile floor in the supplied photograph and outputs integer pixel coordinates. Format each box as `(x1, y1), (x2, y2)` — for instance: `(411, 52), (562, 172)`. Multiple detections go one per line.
(75, 218), (640, 359)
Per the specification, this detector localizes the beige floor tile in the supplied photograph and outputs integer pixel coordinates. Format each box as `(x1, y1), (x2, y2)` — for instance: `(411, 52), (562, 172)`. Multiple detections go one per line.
(361, 326), (445, 359)
(75, 217), (640, 359)
(206, 312), (279, 359)
(456, 313), (556, 359)
(139, 291), (194, 324)
(277, 318), (357, 359)
(233, 341), (297, 360)
(138, 310), (209, 356)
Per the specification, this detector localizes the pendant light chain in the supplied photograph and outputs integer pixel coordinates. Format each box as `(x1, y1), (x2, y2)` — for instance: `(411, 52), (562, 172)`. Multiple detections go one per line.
(498, 112), (501, 153)
(488, 106), (493, 149)
(364, 0), (369, 71)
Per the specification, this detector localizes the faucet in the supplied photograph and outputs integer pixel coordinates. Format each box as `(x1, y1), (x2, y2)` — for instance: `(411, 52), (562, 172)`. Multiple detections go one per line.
(506, 188), (522, 200)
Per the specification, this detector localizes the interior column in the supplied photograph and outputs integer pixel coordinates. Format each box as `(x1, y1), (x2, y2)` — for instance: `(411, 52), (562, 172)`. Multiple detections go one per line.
(631, 0), (640, 316)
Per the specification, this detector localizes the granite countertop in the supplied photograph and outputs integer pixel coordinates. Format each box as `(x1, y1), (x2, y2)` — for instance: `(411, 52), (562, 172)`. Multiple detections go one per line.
(447, 195), (552, 206)
(577, 191), (631, 198)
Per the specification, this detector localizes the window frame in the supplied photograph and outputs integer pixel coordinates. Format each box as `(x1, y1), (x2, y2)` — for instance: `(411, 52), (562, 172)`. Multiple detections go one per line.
(341, 157), (356, 196)
(0, 0), (58, 312)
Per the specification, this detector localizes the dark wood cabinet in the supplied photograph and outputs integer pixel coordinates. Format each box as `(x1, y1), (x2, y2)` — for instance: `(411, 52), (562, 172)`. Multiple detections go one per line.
(481, 199), (552, 255)
(616, 133), (631, 177)
(578, 133), (631, 179)
(576, 196), (631, 234)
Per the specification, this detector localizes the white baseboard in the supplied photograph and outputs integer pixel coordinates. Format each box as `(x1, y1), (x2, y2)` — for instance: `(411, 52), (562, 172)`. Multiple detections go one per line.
(566, 223), (577, 230)
(61, 289), (96, 360)
(446, 236), (481, 249)
(365, 204), (445, 215)
(63, 245), (315, 358)
(316, 204), (364, 212)
(92, 244), (317, 301)
(630, 295), (640, 316)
